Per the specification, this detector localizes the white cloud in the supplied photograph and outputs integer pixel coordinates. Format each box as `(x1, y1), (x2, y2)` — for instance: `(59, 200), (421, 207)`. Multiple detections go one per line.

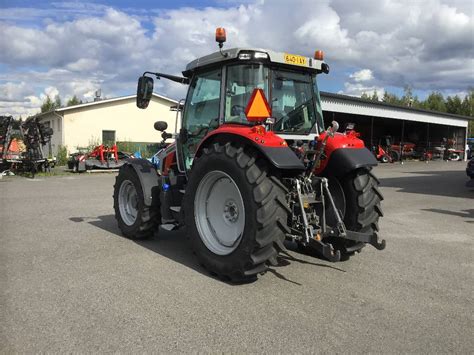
(340, 82), (385, 99)
(0, 0), (472, 117)
(349, 69), (373, 82)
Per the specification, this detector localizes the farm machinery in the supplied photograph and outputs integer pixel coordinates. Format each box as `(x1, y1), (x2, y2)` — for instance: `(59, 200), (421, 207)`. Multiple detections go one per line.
(67, 144), (132, 172)
(113, 28), (385, 282)
(0, 115), (54, 177)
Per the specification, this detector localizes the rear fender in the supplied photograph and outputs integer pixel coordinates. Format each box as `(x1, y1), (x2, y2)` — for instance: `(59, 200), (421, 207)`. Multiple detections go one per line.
(314, 132), (377, 177)
(195, 125), (305, 172)
(123, 158), (160, 207)
(321, 147), (377, 177)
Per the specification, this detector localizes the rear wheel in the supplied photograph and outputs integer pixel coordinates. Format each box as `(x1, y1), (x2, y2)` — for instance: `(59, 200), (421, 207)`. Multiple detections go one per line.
(184, 142), (289, 282)
(449, 152), (460, 161)
(389, 150), (400, 162)
(113, 165), (159, 239)
(327, 169), (383, 260)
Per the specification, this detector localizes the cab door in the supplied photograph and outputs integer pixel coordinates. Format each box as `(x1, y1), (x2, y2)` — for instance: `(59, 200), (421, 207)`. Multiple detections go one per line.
(178, 68), (222, 171)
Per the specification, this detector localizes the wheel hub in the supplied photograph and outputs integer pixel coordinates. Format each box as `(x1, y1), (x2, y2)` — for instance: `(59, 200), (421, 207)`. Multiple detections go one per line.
(118, 180), (138, 226)
(194, 170), (245, 255)
(223, 200), (239, 223)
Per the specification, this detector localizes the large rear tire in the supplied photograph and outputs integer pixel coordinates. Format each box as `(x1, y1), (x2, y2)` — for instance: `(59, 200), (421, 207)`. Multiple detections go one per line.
(184, 142), (289, 282)
(113, 165), (159, 239)
(389, 150), (400, 162)
(327, 168), (383, 259)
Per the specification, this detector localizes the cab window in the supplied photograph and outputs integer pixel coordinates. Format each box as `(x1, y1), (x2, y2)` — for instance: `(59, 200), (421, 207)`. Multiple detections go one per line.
(225, 64), (268, 122)
(271, 70), (317, 134)
(181, 68), (221, 170)
(183, 68), (221, 133)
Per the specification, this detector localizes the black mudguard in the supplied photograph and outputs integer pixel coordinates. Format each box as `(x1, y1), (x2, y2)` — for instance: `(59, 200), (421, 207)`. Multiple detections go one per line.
(324, 147), (377, 177)
(196, 133), (305, 173)
(259, 146), (305, 171)
(124, 158), (160, 206)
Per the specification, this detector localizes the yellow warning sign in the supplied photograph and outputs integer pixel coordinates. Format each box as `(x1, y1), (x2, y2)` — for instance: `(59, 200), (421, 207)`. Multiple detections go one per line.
(245, 88), (271, 122)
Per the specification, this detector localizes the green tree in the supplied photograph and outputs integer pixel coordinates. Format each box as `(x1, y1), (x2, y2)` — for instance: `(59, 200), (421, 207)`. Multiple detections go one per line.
(382, 91), (402, 105)
(67, 95), (82, 106)
(41, 95), (63, 113)
(401, 85), (414, 107)
(361, 92), (370, 100)
(460, 88), (473, 117)
(423, 91), (446, 112)
(446, 95), (462, 115)
(370, 90), (379, 102)
(41, 96), (55, 113)
(54, 95), (61, 108)
(460, 89), (474, 137)
(56, 145), (68, 166)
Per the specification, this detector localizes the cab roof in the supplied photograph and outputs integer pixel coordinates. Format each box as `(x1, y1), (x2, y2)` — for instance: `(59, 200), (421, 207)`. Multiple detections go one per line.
(182, 47), (326, 77)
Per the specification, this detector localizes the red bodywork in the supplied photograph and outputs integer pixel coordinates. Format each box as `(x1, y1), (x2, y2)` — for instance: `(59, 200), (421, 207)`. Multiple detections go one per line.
(162, 145), (176, 176)
(391, 143), (415, 157)
(200, 124), (288, 148)
(375, 145), (391, 163)
(161, 124), (367, 175)
(78, 144), (119, 163)
(313, 131), (365, 174)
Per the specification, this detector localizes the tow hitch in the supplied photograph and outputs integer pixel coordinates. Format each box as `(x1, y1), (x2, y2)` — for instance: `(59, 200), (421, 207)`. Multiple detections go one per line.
(293, 176), (386, 262)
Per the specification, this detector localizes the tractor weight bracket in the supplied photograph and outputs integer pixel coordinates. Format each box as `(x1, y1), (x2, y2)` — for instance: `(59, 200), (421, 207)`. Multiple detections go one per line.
(342, 230), (386, 250)
(307, 237), (341, 262)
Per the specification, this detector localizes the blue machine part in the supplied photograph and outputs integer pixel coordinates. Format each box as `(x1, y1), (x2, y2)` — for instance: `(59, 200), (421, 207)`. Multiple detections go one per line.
(149, 153), (161, 169)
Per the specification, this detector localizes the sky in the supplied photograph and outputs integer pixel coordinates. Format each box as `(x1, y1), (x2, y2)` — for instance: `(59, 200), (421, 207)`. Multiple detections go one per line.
(0, 0), (473, 117)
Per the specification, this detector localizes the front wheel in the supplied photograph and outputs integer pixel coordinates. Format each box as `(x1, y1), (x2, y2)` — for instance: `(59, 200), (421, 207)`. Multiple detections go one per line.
(113, 165), (159, 239)
(184, 142), (289, 282)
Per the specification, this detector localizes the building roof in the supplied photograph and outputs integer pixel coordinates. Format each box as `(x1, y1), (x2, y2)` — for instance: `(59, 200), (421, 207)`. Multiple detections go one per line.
(321, 91), (473, 121)
(36, 93), (177, 119)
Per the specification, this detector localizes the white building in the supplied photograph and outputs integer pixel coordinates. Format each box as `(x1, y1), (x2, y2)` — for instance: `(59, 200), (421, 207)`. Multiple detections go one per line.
(36, 93), (178, 155)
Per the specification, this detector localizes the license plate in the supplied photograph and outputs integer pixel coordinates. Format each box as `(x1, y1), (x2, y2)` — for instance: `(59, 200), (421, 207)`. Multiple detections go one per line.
(284, 53), (307, 66)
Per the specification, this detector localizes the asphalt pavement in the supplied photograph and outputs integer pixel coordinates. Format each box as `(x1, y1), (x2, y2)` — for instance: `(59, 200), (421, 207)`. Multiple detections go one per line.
(1, 161), (473, 352)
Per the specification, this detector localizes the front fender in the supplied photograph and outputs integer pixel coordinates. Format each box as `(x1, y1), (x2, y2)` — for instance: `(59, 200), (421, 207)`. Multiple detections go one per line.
(123, 158), (160, 206)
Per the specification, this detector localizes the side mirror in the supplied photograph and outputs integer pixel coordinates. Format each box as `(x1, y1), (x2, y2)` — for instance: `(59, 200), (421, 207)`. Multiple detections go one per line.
(137, 76), (154, 109)
(154, 121), (168, 132)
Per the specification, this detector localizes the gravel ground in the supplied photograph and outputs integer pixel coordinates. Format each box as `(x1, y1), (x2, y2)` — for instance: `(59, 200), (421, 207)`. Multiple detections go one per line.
(1, 161), (473, 353)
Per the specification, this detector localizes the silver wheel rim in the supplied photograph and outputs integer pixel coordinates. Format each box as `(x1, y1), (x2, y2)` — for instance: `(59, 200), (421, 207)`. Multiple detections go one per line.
(194, 170), (245, 255)
(118, 180), (138, 226)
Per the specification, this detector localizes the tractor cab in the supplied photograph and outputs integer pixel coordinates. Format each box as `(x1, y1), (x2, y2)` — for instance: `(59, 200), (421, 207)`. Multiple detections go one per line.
(137, 28), (329, 170)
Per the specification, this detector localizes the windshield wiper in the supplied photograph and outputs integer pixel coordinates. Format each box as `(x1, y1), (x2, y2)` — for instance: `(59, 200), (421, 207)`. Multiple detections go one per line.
(275, 76), (311, 84)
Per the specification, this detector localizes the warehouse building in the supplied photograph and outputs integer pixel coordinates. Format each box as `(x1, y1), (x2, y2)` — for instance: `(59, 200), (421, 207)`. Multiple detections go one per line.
(37, 93), (177, 155)
(321, 92), (470, 160)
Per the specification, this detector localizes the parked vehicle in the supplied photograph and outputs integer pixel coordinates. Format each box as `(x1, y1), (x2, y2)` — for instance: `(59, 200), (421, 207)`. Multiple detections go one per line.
(375, 136), (400, 162)
(68, 145), (134, 172)
(0, 115), (54, 177)
(113, 28), (385, 282)
(466, 157), (474, 188)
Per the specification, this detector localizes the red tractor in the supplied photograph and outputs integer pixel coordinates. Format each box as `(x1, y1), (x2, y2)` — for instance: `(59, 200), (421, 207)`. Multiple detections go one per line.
(113, 29), (385, 282)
